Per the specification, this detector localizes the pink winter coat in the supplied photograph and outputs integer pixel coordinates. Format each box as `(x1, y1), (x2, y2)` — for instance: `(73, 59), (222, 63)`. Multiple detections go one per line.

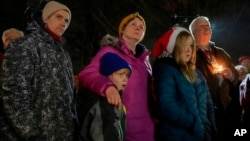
(78, 36), (155, 141)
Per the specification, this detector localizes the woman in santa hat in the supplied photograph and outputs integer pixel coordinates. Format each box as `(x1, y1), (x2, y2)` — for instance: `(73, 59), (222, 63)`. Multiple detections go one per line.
(152, 26), (216, 141)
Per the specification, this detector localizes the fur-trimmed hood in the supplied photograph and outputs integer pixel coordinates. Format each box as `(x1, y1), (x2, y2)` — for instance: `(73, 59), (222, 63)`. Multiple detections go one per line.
(99, 34), (149, 58)
(100, 34), (121, 49)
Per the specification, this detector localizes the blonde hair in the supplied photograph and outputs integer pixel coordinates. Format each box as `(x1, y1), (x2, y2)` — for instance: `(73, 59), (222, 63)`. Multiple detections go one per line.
(172, 31), (198, 83)
(2, 28), (24, 48)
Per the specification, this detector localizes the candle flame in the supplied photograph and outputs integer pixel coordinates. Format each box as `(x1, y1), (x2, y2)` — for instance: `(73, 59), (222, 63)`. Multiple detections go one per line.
(212, 64), (223, 74)
(217, 65), (223, 73)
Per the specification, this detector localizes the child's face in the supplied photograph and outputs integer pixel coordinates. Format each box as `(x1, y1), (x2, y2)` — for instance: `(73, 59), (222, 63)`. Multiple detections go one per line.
(108, 68), (131, 91)
(180, 36), (193, 63)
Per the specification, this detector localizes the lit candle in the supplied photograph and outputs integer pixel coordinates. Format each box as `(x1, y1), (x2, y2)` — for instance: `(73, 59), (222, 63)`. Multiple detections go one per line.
(217, 65), (223, 73)
(213, 64), (224, 74)
(213, 64), (224, 86)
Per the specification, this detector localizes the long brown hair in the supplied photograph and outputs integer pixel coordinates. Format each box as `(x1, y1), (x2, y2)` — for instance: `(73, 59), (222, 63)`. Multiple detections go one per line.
(172, 31), (198, 83)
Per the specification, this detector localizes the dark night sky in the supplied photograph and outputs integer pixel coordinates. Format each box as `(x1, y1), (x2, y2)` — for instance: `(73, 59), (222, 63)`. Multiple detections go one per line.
(1, 0), (250, 71)
(0, 0), (27, 50)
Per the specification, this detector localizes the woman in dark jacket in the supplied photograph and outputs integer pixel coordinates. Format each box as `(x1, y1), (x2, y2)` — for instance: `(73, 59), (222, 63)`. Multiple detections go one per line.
(152, 26), (216, 141)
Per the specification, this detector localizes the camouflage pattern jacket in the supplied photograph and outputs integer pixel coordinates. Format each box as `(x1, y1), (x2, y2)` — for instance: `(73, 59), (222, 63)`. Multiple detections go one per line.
(0, 18), (77, 141)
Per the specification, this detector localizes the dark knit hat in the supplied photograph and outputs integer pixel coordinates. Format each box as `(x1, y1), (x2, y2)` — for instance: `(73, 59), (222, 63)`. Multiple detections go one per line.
(42, 1), (71, 24)
(100, 53), (132, 76)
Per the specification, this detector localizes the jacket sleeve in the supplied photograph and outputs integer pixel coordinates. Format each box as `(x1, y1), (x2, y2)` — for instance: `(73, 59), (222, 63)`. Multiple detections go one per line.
(78, 47), (116, 96)
(0, 41), (40, 139)
(205, 87), (217, 140)
(198, 70), (217, 140)
(240, 74), (250, 110)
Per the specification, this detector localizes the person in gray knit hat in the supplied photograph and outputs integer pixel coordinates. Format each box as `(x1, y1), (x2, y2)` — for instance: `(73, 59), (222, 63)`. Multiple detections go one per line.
(42, 0), (71, 36)
(0, 1), (77, 141)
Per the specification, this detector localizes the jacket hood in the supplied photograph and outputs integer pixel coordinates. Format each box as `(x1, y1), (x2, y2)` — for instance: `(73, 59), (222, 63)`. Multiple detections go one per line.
(100, 34), (121, 49)
(25, 11), (45, 34)
(100, 34), (148, 57)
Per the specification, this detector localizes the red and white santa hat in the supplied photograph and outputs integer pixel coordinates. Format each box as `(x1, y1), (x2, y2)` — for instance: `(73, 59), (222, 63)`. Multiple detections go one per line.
(152, 26), (189, 58)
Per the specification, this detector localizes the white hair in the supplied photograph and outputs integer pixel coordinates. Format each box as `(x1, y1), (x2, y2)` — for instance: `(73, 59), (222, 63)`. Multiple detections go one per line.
(189, 16), (210, 35)
(235, 65), (248, 72)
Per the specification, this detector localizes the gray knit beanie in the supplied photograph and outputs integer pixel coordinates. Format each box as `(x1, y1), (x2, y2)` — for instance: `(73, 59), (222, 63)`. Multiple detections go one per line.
(42, 1), (71, 24)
